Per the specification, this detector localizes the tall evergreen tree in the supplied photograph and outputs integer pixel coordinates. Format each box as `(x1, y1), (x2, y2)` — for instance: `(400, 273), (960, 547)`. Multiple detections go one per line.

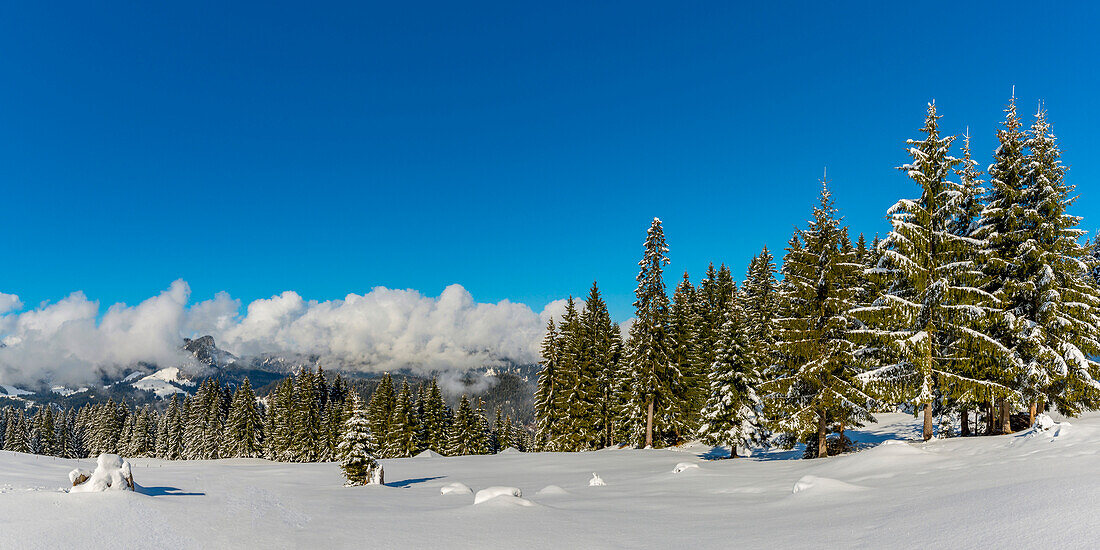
(1017, 106), (1100, 418)
(224, 379), (264, 458)
(766, 182), (874, 457)
(626, 217), (673, 448)
(856, 102), (1009, 440)
(698, 296), (766, 457)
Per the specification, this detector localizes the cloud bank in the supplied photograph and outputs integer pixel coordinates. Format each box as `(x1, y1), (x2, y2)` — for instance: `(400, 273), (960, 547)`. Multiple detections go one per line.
(0, 281), (566, 387)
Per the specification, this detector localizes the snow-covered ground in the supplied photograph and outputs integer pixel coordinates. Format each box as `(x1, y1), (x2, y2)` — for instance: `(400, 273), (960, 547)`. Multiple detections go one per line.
(1, 413), (1098, 549)
(130, 367), (194, 398)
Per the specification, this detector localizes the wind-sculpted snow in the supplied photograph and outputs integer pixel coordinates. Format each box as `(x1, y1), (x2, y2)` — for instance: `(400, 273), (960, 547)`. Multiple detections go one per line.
(0, 413), (1098, 549)
(0, 280), (568, 387)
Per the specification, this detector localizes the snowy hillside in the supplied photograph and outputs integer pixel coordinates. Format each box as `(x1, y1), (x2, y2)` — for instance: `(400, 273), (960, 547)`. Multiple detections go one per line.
(130, 367), (195, 398)
(0, 413), (1097, 549)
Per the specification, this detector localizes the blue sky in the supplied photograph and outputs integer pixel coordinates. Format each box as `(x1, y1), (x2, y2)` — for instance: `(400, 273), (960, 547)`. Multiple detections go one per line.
(2, 1), (1099, 321)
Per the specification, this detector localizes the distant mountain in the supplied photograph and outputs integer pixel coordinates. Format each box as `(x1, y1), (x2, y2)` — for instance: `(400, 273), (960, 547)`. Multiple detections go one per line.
(1, 335), (538, 422)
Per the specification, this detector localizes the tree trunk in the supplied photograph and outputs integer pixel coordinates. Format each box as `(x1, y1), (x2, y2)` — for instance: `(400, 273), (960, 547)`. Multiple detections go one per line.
(999, 399), (1011, 434)
(644, 399), (654, 448)
(985, 401), (995, 435)
(922, 402), (933, 441)
(730, 444), (738, 459)
(1029, 401), (1037, 427)
(961, 407), (970, 437)
(817, 413), (828, 458)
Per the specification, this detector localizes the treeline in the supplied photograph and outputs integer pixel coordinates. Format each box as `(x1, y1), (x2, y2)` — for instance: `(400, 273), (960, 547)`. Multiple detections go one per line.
(0, 369), (531, 461)
(536, 96), (1100, 457)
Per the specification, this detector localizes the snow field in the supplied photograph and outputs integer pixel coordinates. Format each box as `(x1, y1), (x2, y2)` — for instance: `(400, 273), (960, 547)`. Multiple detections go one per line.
(0, 413), (1097, 549)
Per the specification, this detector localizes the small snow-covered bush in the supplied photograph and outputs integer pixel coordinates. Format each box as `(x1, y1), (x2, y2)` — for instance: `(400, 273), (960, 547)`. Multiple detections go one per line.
(69, 454), (134, 493)
(588, 473), (605, 486)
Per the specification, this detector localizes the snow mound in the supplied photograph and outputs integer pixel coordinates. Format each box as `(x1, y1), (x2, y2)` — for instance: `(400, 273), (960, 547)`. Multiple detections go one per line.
(1034, 414), (1055, 431)
(440, 482), (473, 495)
(672, 462), (700, 473)
(588, 473), (606, 486)
(475, 495), (536, 507)
(473, 486), (522, 504)
(791, 475), (865, 495)
(416, 449), (443, 459)
(69, 454), (135, 493)
(536, 485), (569, 496)
(498, 447), (521, 455)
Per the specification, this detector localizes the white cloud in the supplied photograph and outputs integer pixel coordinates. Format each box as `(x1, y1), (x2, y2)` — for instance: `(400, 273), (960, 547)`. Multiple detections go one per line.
(0, 281), (565, 387)
(0, 293), (21, 315)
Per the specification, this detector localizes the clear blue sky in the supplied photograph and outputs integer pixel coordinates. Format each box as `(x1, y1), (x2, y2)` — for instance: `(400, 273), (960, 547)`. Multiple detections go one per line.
(2, 1), (1099, 321)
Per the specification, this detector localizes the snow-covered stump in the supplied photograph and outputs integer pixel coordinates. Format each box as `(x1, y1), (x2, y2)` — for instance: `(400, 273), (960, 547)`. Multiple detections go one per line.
(70, 454), (135, 493)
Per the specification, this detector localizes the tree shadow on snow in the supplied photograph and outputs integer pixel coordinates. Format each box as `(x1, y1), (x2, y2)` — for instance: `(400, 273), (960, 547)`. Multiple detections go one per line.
(136, 484), (206, 497)
(386, 476), (445, 488)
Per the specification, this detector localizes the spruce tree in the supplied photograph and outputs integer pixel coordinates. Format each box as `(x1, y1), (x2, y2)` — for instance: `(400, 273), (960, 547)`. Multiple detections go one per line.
(366, 374), (396, 454)
(224, 379), (264, 458)
(338, 392), (382, 486)
(626, 217), (673, 448)
(766, 182), (874, 457)
(667, 273), (704, 443)
(384, 381), (420, 458)
(1018, 106), (1100, 418)
(698, 296), (766, 457)
(534, 319), (562, 451)
(855, 102), (1009, 440)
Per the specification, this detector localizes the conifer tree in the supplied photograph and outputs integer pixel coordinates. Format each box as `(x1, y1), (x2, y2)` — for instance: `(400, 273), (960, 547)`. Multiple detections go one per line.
(855, 102), (1009, 440)
(667, 273), (703, 442)
(384, 381), (421, 458)
(418, 379), (448, 453)
(766, 182), (874, 457)
(698, 297), (766, 457)
(534, 318), (562, 450)
(973, 93), (1043, 431)
(1017, 106), (1100, 418)
(626, 217), (673, 448)
(366, 374), (396, 453)
(338, 392), (382, 486)
(224, 379), (264, 458)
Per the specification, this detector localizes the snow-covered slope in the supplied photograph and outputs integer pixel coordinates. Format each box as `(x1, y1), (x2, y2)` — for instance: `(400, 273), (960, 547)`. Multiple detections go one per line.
(0, 413), (1097, 549)
(130, 367), (195, 398)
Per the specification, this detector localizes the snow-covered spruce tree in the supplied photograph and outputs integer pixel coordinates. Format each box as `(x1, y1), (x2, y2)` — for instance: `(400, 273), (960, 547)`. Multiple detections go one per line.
(418, 379), (449, 453)
(224, 379), (264, 458)
(973, 94), (1042, 432)
(625, 217), (674, 448)
(534, 318), (561, 451)
(556, 297), (586, 452)
(4, 408), (29, 453)
(581, 283), (623, 449)
(366, 374), (396, 456)
(698, 296), (766, 458)
(384, 381), (421, 458)
(291, 369), (323, 461)
(742, 248), (780, 369)
(765, 183), (874, 458)
(474, 399), (493, 454)
(668, 273), (704, 443)
(854, 102), (1010, 441)
(1017, 106), (1100, 418)
(338, 392), (382, 486)
(446, 395), (478, 456)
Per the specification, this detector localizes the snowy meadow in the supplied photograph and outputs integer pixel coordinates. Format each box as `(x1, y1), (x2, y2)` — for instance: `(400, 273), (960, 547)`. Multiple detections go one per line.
(2, 412), (1098, 549)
